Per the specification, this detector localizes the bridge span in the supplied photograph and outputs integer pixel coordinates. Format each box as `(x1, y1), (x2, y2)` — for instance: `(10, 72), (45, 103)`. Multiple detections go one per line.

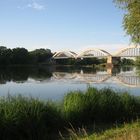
(53, 46), (140, 65)
(52, 71), (140, 87)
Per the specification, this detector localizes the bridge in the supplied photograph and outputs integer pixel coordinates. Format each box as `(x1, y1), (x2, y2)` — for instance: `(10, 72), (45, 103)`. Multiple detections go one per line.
(53, 72), (111, 83)
(52, 71), (140, 87)
(53, 46), (140, 65)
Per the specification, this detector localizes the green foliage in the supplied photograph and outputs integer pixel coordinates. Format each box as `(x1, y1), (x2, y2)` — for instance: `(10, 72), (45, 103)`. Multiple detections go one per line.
(55, 58), (106, 65)
(0, 47), (53, 66)
(12, 48), (30, 64)
(63, 91), (85, 124)
(77, 122), (140, 140)
(30, 49), (53, 64)
(0, 96), (62, 140)
(63, 87), (140, 125)
(121, 58), (134, 65)
(114, 0), (140, 44)
(0, 46), (12, 65)
(135, 56), (140, 66)
(76, 58), (100, 65)
(0, 88), (140, 139)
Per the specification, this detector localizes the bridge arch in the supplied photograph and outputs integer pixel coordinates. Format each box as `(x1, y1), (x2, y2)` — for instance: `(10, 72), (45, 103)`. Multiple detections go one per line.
(77, 48), (111, 58)
(53, 51), (77, 59)
(114, 46), (140, 57)
(114, 75), (140, 87)
(52, 72), (111, 83)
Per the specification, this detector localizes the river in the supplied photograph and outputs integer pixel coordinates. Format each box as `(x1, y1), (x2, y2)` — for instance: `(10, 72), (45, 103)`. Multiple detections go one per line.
(0, 66), (140, 100)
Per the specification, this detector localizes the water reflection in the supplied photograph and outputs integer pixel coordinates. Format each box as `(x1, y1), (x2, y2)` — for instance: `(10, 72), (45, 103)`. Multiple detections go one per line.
(0, 66), (52, 84)
(0, 66), (140, 87)
(52, 68), (140, 87)
(53, 66), (140, 87)
(0, 66), (140, 100)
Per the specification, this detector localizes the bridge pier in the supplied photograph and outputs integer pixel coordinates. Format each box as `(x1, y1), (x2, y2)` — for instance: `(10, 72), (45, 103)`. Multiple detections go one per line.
(107, 67), (112, 75)
(107, 56), (121, 67)
(107, 56), (112, 66)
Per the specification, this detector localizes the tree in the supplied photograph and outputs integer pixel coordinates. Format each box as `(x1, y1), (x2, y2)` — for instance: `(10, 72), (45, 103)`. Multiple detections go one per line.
(30, 49), (53, 64)
(121, 58), (134, 65)
(11, 48), (30, 64)
(0, 46), (12, 65)
(0, 46), (53, 65)
(135, 56), (140, 66)
(114, 0), (140, 44)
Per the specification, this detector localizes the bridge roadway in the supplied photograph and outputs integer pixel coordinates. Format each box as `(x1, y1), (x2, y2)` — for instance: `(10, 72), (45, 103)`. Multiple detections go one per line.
(53, 46), (140, 65)
(52, 71), (140, 87)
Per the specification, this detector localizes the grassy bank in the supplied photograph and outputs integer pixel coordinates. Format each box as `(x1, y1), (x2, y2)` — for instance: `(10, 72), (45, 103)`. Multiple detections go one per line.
(72, 121), (140, 140)
(0, 88), (140, 139)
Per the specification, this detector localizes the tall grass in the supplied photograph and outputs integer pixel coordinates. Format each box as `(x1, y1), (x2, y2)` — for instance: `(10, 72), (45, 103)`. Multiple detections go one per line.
(0, 88), (140, 139)
(0, 95), (63, 140)
(76, 121), (140, 140)
(63, 87), (140, 125)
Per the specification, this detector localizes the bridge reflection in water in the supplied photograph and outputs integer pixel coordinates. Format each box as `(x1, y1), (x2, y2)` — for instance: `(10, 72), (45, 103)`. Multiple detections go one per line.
(52, 67), (140, 87)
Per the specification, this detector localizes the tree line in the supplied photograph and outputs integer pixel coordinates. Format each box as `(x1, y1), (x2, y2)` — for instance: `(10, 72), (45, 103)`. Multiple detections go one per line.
(0, 46), (53, 65)
(55, 58), (107, 66)
(0, 46), (108, 66)
(0, 46), (136, 66)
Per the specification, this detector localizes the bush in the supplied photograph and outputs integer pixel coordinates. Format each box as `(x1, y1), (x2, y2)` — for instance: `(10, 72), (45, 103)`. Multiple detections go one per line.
(63, 87), (140, 125)
(0, 96), (62, 140)
(0, 88), (140, 139)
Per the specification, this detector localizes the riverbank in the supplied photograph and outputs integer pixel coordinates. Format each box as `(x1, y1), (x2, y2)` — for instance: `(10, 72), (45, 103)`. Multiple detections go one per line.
(0, 87), (140, 139)
(74, 121), (140, 140)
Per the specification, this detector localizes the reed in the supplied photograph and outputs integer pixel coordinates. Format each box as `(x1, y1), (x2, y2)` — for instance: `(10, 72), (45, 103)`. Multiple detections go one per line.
(63, 87), (140, 125)
(0, 88), (140, 139)
(0, 95), (63, 140)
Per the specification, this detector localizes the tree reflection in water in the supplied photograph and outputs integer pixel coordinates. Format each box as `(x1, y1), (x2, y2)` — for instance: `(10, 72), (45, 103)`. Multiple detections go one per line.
(0, 66), (139, 87)
(0, 66), (52, 84)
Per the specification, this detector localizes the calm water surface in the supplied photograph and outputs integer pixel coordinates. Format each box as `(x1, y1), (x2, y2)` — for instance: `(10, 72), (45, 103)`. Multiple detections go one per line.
(0, 66), (140, 100)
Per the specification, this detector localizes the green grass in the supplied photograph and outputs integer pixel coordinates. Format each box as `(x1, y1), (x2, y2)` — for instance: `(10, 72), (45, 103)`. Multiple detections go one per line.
(70, 121), (140, 140)
(63, 87), (140, 125)
(0, 88), (140, 139)
(0, 95), (63, 140)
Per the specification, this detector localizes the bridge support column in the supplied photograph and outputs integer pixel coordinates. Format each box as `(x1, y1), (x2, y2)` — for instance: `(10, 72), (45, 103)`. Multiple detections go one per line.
(107, 67), (112, 75)
(107, 56), (121, 67)
(107, 56), (113, 67)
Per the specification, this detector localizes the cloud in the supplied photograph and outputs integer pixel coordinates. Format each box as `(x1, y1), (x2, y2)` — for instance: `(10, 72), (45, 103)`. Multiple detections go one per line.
(18, 1), (46, 11)
(27, 2), (45, 10)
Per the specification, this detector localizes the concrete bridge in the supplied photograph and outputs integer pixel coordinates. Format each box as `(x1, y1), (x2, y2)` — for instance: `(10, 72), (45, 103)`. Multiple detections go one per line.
(52, 71), (140, 87)
(53, 46), (140, 65)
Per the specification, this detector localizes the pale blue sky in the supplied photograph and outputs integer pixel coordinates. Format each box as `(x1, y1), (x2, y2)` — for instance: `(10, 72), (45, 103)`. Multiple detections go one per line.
(0, 0), (130, 53)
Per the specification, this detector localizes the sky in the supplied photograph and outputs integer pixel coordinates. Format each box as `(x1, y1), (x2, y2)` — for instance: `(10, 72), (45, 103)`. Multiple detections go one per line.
(0, 0), (131, 53)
